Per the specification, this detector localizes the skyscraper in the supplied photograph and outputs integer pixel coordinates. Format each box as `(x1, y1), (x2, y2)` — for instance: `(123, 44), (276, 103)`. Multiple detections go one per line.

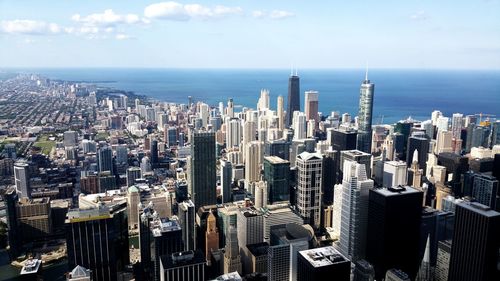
(451, 113), (463, 140)
(126, 166), (142, 187)
(472, 174), (498, 209)
(383, 161), (408, 188)
(189, 131), (217, 208)
(224, 226), (242, 274)
(286, 72), (300, 127)
(406, 133), (429, 171)
(66, 203), (129, 281)
(14, 162), (30, 198)
(357, 71), (375, 153)
(263, 156), (290, 204)
(366, 186), (423, 280)
(205, 212), (219, 265)
(304, 90), (319, 125)
(297, 246), (351, 281)
(220, 159), (233, 204)
(448, 202), (500, 281)
(277, 95), (285, 131)
(339, 160), (373, 262)
(159, 250), (206, 281)
(296, 152), (323, 229)
(97, 146), (113, 173)
(178, 200), (196, 251)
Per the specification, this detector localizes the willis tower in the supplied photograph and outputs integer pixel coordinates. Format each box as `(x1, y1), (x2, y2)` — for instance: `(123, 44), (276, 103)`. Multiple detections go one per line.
(286, 70), (300, 127)
(357, 69), (375, 153)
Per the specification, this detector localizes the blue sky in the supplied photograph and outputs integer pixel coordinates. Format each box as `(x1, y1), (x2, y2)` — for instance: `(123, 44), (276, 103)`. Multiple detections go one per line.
(0, 0), (499, 69)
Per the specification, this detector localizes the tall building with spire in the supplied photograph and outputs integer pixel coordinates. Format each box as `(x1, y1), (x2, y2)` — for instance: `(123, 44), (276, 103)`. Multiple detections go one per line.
(286, 71), (300, 127)
(205, 212), (219, 265)
(356, 69), (375, 153)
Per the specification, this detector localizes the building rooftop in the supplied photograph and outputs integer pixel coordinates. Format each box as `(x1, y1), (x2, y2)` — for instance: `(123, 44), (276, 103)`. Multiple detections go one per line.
(264, 156), (289, 164)
(374, 186), (421, 197)
(299, 246), (348, 268)
(151, 217), (181, 237)
(246, 242), (269, 257)
(20, 258), (41, 275)
(459, 201), (500, 217)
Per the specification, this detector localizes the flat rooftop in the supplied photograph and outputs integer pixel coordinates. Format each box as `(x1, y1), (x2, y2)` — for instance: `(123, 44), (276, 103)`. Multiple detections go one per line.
(373, 186), (421, 197)
(264, 156), (289, 164)
(299, 246), (348, 268)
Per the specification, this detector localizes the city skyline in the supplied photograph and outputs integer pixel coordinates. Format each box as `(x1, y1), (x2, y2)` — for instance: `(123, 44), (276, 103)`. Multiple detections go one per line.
(1, 0), (499, 69)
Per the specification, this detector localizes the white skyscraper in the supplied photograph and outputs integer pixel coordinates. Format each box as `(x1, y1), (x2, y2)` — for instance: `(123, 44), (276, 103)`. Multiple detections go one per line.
(332, 184), (343, 239)
(339, 160), (373, 262)
(277, 95), (285, 131)
(292, 111), (307, 140)
(199, 103), (210, 128)
(436, 116), (449, 132)
(436, 130), (453, 154)
(245, 141), (262, 189)
(431, 110), (443, 126)
(296, 152), (323, 229)
(14, 162), (31, 198)
(226, 118), (242, 149)
(257, 89), (270, 111)
(451, 113), (463, 140)
(383, 161), (408, 188)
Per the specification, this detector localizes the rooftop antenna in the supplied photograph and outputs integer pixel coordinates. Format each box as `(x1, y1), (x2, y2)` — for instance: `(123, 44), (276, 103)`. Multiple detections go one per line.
(295, 66), (298, 76)
(290, 63), (293, 76)
(365, 62), (369, 81)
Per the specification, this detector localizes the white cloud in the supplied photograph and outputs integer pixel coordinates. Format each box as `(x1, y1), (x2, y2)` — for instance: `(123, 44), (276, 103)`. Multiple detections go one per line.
(410, 11), (429, 21)
(0, 20), (62, 35)
(71, 9), (148, 27)
(252, 10), (295, 20)
(115, 34), (134, 40)
(144, 1), (243, 20)
(252, 10), (266, 19)
(269, 10), (295, 19)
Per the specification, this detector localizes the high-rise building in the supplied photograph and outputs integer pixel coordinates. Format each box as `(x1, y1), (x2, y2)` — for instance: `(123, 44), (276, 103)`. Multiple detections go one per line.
(66, 203), (129, 281)
(265, 139), (290, 161)
(127, 185), (140, 229)
(261, 203), (303, 242)
(451, 113), (463, 140)
(220, 159), (233, 204)
(244, 141), (262, 189)
(236, 207), (264, 273)
(472, 174), (498, 209)
(97, 146), (113, 173)
(267, 223), (312, 281)
(151, 139), (159, 165)
(178, 200), (196, 251)
(356, 72), (375, 153)
(339, 160), (373, 262)
(68, 265), (92, 281)
(292, 111), (307, 140)
(304, 90), (319, 125)
(448, 202), (500, 281)
(263, 156), (290, 204)
(406, 133), (429, 171)
(385, 269), (411, 281)
(14, 162), (31, 198)
(366, 186), (423, 280)
(3, 188), (21, 258)
(277, 95), (285, 131)
(286, 73), (300, 127)
(297, 246), (351, 281)
(64, 130), (78, 147)
(435, 240), (451, 281)
(224, 226), (242, 274)
(159, 250), (206, 281)
(340, 150), (372, 181)
(226, 118), (242, 149)
(126, 166), (142, 187)
(189, 131), (217, 208)
(383, 161), (408, 188)
(205, 212), (219, 265)
(296, 152), (323, 229)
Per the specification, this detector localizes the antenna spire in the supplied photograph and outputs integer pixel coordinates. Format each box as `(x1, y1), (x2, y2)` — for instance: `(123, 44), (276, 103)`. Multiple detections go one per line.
(365, 62), (369, 81)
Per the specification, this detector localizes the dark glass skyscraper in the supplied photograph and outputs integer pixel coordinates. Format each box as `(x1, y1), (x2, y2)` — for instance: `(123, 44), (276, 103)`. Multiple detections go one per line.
(190, 131), (216, 208)
(263, 156), (290, 204)
(366, 186), (423, 280)
(66, 203), (129, 281)
(286, 73), (300, 127)
(448, 202), (500, 281)
(356, 72), (375, 153)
